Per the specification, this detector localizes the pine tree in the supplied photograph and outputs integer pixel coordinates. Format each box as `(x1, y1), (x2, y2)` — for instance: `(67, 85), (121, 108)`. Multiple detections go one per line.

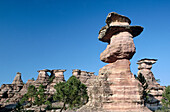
(27, 85), (37, 106)
(53, 76), (88, 112)
(34, 84), (46, 106)
(137, 73), (149, 106)
(161, 86), (170, 111)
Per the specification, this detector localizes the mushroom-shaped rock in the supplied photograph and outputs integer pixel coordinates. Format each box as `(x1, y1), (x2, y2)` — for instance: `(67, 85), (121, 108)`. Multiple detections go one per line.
(98, 25), (143, 43)
(35, 69), (50, 86)
(137, 58), (157, 70)
(78, 12), (151, 112)
(50, 69), (66, 83)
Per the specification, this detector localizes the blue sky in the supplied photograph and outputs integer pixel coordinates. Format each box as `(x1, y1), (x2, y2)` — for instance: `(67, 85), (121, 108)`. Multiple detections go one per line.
(0, 0), (169, 86)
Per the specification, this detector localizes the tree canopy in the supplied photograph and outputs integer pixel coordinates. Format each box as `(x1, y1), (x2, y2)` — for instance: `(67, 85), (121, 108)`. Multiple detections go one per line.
(53, 76), (88, 112)
(161, 86), (170, 111)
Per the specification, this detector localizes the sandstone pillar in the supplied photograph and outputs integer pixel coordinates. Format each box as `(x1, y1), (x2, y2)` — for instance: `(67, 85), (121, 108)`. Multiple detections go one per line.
(35, 69), (50, 87)
(78, 12), (151, 112)
(50, 69), (66, 84)
(137, 58), (164, 111)
(48, 69), (66, 94)
(12, 72), (24, 86)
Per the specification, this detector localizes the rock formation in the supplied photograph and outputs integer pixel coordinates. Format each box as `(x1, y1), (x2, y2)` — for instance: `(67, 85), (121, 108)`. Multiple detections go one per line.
(72, 69), (96, 85)
(0, 72), (24, 104)
(78, 12), (151, 112)
(35, 69), (50, 87)
(137, 58), (164, 111)
(47, 69), (66, 94)
(50, 69), (66, 83)
(12, 72), (24, 86)
(19, 79), (35, 96)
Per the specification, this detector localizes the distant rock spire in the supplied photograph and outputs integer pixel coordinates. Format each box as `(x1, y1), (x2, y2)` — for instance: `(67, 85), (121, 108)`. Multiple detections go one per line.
(12, 72), (24, 86)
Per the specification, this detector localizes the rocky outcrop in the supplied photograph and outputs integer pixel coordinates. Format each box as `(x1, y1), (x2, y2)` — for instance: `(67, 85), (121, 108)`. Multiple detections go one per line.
(0, 72), (24, 104)
(50, 69), (66, 83)
(19, 79), (35, 96)
(12, 72), (24, 86)
(35, 69), (50, 87)
(47, 69), (66, 94)
(72, 69), (96, 85)
(137, 58), (164, 111)
(78, 12), (150, 112)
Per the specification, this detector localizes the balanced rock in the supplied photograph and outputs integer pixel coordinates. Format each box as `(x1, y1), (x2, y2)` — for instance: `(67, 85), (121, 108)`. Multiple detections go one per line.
(137, 58), (164, 111)
(78, 12), (150, 112)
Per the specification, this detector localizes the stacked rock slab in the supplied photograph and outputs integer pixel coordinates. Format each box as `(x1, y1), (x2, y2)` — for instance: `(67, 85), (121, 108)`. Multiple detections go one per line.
(72, 69), (96, 85)
(48, 69), (66, 94)
(78, 12), (150, 112)
(137, 58), (164, 111)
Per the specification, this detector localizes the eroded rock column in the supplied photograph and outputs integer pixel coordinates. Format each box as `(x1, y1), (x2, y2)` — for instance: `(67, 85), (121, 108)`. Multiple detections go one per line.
(78, 12), (150, 112)
(137, 58), (164, 111)
(12, 72), (24, 86)
(48, 69), (66, 94)
(35, 69), (50, 87)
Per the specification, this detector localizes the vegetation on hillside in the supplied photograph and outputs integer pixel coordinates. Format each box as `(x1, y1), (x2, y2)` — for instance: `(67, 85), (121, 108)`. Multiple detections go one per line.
(161, 86), (170, 111)
(53, 76), (88, 112)
(15, 76), (88, 112)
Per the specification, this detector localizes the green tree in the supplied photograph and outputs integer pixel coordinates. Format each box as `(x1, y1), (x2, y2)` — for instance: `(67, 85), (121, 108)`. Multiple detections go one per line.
(34, 84), (46, 106)
(31, 78), (35, 81)
(27, 85), (37, 106)
(161, 86), (170, 111)
(137, 73), (149, 106)
(34, 84), (47, 111)
(53, 76), (88, 112)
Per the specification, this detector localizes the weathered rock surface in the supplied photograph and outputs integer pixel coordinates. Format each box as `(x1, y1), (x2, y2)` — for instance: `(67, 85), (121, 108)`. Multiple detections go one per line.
(0, 72), (24, 104)
(137, 58), (164, 111)
(98, 12), (143, 43)
(78, 12), (151, 112)
(100, 32), (136, 63)
(12, 72), (24, 86)
(72, 69), (96, 85)
(35, 69), (50, 87)
(47, 69), (66, 94)
(19, 79), (35, 96)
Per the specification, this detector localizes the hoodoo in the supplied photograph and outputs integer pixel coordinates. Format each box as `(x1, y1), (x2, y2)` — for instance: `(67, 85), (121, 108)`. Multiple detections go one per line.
(78, 12), (151, 112)
(137, 58), (164, 111)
